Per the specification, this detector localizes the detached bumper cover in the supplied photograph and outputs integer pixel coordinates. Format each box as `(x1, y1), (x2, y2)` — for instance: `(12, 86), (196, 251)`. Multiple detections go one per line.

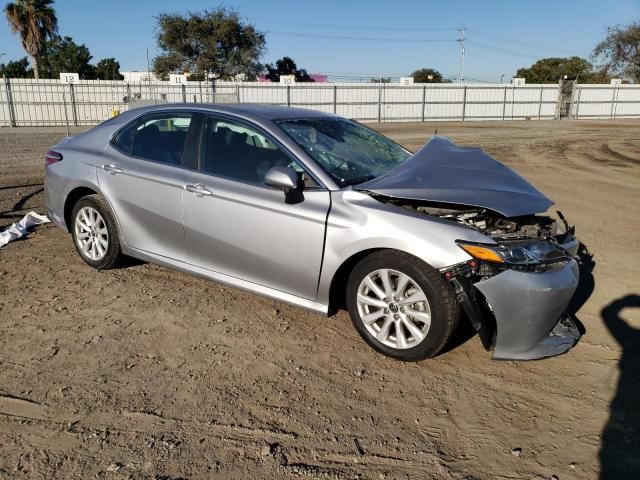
(474, 259), (580, 360)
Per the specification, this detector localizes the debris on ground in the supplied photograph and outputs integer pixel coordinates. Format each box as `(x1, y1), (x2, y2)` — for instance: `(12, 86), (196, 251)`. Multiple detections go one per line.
(0, 211), (49, 248)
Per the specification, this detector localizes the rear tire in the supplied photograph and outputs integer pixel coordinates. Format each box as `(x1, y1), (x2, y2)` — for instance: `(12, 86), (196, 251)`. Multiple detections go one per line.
(346, 250), (458, 361)
(70, 194), (124, 270)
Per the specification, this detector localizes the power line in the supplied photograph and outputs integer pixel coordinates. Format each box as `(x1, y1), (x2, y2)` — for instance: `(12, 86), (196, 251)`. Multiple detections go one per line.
(265, 30), (458, 43)
(258, 20), (459, 32)
(65, 26), (153, 33)
(466, 40), (542, 60)
(62, 25), (573, 59)
(467, 29), (575, 55)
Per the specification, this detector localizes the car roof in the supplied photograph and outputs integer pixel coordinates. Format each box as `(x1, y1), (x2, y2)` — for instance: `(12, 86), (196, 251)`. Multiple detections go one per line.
(119, 103), (336, 123)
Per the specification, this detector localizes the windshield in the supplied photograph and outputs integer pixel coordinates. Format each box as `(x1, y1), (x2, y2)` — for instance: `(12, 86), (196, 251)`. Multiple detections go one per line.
(276, 118), (411, 186)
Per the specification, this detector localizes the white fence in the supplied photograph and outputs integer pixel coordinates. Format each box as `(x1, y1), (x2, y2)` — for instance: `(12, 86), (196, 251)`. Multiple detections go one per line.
(570, 84), (640, 119)
(0, 78), (638, 127)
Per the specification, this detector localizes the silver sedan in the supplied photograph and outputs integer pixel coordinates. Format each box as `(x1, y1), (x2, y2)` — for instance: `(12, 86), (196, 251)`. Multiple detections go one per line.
(44, 104), (581, 361)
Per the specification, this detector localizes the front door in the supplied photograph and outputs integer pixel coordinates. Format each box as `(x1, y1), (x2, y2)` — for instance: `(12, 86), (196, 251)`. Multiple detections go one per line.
(182, 115), (330, 301)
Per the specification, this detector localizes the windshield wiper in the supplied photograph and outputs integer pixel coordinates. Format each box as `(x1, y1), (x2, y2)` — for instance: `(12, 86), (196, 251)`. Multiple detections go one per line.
(340, 174), (376, 187)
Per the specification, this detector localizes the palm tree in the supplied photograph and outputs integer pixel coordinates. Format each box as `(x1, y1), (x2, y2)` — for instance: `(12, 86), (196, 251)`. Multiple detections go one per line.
(5, 0), (58, 79)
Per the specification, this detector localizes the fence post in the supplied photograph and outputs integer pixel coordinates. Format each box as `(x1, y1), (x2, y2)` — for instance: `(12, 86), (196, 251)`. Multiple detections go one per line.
(574, 85), (582, 119)
(610, 85), (618, 119)
(236, 84), (240, 103)
(286, 85), (291, 107)
(421, 85), (426, 122)
(62, 92), (70, 136)
(502, 86), (507, 120)
(461, 85), (467, 121)
(181, 84), (186, 103)
(126, 83), (131, 104)
(377, 83), (382, 123)
(69, 83), (78, 126)
(333, 84), (337, 114)
(554, 81), (562, 119)
(3, 77), (17, 127)
(538, 86), (544, 119)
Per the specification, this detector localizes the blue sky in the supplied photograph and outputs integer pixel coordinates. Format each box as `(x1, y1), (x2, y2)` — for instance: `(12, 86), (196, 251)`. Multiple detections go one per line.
(1, 0), (637, 81)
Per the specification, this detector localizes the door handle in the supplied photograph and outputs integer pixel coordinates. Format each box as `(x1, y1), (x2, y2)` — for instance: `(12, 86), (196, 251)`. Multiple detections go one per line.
(101, 164), (123, 175)
(184, 183), (213, 197)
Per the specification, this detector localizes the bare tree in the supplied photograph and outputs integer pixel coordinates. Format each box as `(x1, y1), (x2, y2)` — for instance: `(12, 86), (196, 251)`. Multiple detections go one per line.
(593, 21), (640, 82)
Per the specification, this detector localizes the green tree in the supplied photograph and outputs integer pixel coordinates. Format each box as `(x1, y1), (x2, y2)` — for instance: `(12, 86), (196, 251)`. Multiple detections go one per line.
(4, 0), (58, 79)
(0, 56), (33, 77)
(516, 56), (609, 84)
(410, 68), (444, 83)
(95, 57), (123, 80)
(153, 7), (265, 80)
(593, 21), (640, 82)
(265, 57), (314, 82)
(38, 35), (95, 79)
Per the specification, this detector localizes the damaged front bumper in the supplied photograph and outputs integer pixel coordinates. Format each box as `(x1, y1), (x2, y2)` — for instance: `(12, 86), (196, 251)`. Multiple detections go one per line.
(474, 259), (581, 360)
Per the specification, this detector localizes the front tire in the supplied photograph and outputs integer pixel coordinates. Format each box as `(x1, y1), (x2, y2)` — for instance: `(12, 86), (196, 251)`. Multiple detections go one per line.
(346, 250), (458, 361)
(70, 194), (124, 270)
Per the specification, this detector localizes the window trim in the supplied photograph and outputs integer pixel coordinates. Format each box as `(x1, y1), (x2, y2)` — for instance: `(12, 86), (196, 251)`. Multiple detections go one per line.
(109, 110), (201, 171)
(196, 112), (327, 191)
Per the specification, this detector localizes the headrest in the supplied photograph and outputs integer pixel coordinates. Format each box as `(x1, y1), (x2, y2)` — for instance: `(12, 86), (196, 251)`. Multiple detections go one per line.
(136, 123), (161, 143)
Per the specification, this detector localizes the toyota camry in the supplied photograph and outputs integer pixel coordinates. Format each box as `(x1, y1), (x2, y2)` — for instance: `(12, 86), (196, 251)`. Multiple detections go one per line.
(44, 104), (581, 361)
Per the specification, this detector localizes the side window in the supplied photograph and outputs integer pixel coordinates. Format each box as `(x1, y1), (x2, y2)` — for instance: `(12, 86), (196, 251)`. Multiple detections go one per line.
(113, 121), (137, 154)
(200, 116), (318, 187)
(115, 113), (193, 166)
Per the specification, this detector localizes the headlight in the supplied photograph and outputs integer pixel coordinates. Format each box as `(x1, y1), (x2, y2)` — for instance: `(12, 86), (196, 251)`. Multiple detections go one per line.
(457, 239), (568, 266)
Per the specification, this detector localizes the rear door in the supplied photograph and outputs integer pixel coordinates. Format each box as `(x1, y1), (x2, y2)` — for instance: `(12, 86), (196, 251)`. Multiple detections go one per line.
(182, 114), (330, 300)
(98, 111), (201, 261)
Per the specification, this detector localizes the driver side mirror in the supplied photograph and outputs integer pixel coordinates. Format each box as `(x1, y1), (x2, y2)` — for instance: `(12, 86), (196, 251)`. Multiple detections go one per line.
(264, 166), (298, 193)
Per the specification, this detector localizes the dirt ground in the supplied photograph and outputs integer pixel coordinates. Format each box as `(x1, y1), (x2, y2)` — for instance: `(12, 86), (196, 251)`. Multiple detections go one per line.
(0, 119), (639, 480)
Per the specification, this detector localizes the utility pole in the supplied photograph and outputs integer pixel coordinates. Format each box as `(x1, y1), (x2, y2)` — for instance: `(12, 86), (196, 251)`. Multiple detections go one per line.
(457, 28), (465, 84)
(146, 48), (154, 102)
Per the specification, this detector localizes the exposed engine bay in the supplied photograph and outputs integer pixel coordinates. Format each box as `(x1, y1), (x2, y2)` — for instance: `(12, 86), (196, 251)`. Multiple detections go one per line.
(374, 194), (575, 248)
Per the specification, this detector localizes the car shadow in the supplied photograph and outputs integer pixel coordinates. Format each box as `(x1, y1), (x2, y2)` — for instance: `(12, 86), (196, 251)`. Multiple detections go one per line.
(0, 186), (45, 220)
(599, 294), (640, 479)
(568, 242), (595, 320)
(0, 182), (44, 191)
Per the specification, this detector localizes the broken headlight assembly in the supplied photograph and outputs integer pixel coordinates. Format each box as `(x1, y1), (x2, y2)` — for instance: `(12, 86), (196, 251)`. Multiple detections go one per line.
(456, 239), (570, 271)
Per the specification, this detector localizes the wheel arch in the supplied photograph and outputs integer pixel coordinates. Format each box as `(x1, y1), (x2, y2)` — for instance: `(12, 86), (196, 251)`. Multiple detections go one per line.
(64, 186), (100, 232)
(327, 247), (429, 316)
(63, 184), (122, 240)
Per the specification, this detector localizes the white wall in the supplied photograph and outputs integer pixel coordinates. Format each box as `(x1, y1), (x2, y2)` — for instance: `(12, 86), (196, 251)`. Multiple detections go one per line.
(570, 84), (640, 119)
(2, 78), (635, 127)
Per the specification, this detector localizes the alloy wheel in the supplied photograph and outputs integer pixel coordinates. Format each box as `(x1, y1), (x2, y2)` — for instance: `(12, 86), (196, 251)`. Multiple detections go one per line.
(74, 206), (109, 261)
(356, 269), (432, 349)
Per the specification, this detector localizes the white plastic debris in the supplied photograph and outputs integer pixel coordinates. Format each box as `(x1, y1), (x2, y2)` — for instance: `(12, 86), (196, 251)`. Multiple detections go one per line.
(0, 212), (50, 248)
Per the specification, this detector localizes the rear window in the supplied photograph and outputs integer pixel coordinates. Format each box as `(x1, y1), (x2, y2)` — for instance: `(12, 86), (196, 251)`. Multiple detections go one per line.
(112, 113), (194, 167)
(112, 121), (137, 153)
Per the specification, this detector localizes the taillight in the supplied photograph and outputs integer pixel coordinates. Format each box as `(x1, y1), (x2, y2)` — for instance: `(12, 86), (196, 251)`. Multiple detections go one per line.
(45, 150), (63, 165)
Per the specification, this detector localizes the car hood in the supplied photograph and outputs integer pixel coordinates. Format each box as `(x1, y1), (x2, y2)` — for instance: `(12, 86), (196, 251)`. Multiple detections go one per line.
(355, 136), (554, 217)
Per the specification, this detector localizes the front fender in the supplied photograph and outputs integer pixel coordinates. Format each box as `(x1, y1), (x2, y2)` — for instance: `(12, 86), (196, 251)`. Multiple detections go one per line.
(316, 190), (491, 305)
